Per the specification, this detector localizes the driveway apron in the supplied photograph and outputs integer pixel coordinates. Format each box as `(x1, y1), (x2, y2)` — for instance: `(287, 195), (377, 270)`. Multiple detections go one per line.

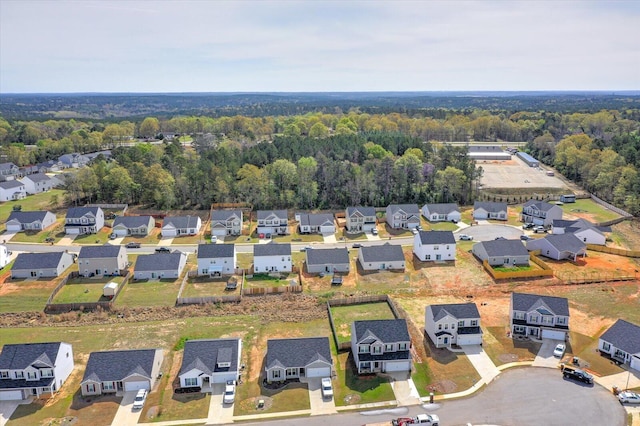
(207, 383), (234, 424)
(532, 338), (562, 368)
(111, 391), (143, 426)
(461, 345), (500, 384)
(307, 377), (337, 415)
(388, 372), (421, 406)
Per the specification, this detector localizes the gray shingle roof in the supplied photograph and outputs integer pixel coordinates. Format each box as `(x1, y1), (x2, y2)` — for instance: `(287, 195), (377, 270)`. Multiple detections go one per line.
(298, 213), (334, 227)
(135, 252), (184, 271)
(511, 292), (569, 316)
(113, 215), (154, 228)
(266, 337), (332, 369)
(474, 201), (508, 213)
(523, 200), (556, 212)
(180, 339), (240, 376)
(79, 245), (123, 259)
(542, 234), (586, 253)
(197, 243), (235, 259)
(211, 209), (242, 221)
(0, 180), (24, 190)
(387, 204), (420, 215)
(23, 173), (52, 183)
(306, 248), (349, 265)
(354, 319), (410, 344)
(360, 243), (405, 262)
(478, 239), (529, 257)
(0, 162), (18, 171)
(66, 207), (101, 219)
(12, 252), (68, 270)
(600, 319), (640, 355)
(163, 215), (200, 229)
(423, 203), (459, 215)
(346, 206), (376, 217)
(418, 230), (456, 245)
(553, 218), (608, 235)
(7, 210), (53, 224)
(257, 210), (288, 220)
(0, 342), (63, 370)
(429, 303), (480, 321)
(254, 243), (291, 257)
(82, 349), (158, 383)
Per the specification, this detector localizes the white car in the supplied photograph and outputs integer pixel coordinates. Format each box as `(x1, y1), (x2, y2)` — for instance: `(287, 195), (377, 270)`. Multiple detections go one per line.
(553, 343), (566, 358)
(211, 235), (218, 243)
(321, 377), (333, 399)
(223, 381), (236, 404)
(618, 391), (640, 404)
(132, 389), (148, 410)
(459, 234), (473, 241)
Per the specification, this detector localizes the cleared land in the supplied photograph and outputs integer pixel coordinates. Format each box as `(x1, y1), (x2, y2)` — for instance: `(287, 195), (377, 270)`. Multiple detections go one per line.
(479, 157), (567, 189)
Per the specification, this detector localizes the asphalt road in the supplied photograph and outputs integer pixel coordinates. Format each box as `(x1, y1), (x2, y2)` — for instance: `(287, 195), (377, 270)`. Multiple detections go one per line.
(241, 368), (626, 426)
(456, 224), (523, 242)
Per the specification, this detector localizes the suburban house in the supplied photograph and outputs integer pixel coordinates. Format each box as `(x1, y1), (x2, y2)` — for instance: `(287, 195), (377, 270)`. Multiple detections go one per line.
(19, 165), (39, 176)
(0, 162), (20, 180)
(77, 245), (127, 277)
(526, 234), (587, 261)
(210, 209), (243, 237)
(112, 215), (155, 237)
(473, 201), (508, 221)
(421, 203), (461, 223)
(253, 243), (292, 273)
(80, 349), (163, 396)
(19, 173), (57, 195)
(178, 339), (242, 390)
(85, 150), (112, 162)
(197, 243), (236, 276)
(0, 180), (26, 202)
(552, 218), (609, 245)
(598, 319), (640, 372)
(509, 292), (570, 340)
(413, 230), (456, 262)
(161, 215), (202, 237)
(11, 252), (75, 279)
(425, 303), (483, 348)
(256, 210), (289, 236)
(297, 213), (336, 234)
(59, 153), (90, 168)
(345, 206), (377, 233)
(134, 252), (187, 280)
(351, 319), (412, 374)
(305, 248), (350, 274)
(6, 210), (57, 233)
(64, 207), (105, 235)
(0, 245), (10, 269)
(36, 160), (63, 173)
(0, 342), (74, 401)
(385, 204), (421, 229)
(358, 243), (405, 271)
(265, 337), (332, 383)
(521, 200), (563, 227)
(472, 239), (530, 267)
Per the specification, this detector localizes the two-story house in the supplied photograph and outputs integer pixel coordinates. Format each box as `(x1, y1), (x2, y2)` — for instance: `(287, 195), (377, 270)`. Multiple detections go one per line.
(253, 243), (292, 273)
(0, 162), (20, 180)
(385, 204), (421, 230)
(19, 173), (57, 195)
(161, 215), (202, 237)
(521, 200), (563, 227)
(413, 230), (456, 262)
(64, 207), (105, 235)
(421, 203), (461, 223)
(345, 206), (377, 233)
(473, 201), (508, 221)
(351, 319), (412, 374)
(197, 243), (236, 276)
(210, 209), (243, 237)
(425, 303), (483, 348)
(552, 218), (609, 246)
(0, 180), (26, 202)
(297, 213), (336, 234)
(6, 210), (57, 233)
(509, 292), (569, 341)
(0, 342), (74, 401)
(78, 245), (127, 277)
(598, 319), (640, 372)
(134, 252), (187, 280)
(112, 215), (155, 237)
(59, 153), (90, 168)
(257, 210), (289, 236)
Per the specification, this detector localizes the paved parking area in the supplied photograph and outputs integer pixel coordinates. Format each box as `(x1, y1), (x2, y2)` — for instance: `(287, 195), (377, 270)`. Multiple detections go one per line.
(307, 377), (337, 415)
(56, 235), (77, 245)
(110, 391), (142, 426)
(532, 338), (563, 368)
(207, 383), (234, 424)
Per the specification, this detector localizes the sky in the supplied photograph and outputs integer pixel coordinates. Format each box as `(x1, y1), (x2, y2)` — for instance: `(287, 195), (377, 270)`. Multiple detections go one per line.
(1, 0), (639, 93)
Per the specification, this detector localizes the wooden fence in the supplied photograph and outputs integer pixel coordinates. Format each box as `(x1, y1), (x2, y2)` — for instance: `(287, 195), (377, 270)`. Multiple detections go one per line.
(45, 270), (132, 313)
(555, 271), (638, 285)
(243, 285), (302, 295)
(176, 271), (245, 305)
(481, 253), (553, 280)
(586, 244), (640, 258)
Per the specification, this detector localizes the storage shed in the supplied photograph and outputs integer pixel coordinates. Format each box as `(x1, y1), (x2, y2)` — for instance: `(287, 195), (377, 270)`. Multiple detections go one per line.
(103, 282), (118, 297)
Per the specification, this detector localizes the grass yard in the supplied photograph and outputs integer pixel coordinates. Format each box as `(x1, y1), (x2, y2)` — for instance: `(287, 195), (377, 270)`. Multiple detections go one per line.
(122, 227), (162, 244)
(8, 219), (65, 243)
(561, 198), (621, 223)
(244, 273), (297, 289)
(52, 276), (126, 304)
(568, 331), (626, 377)
(74, 227), (112, 245)
(333, 352), (395, 406)
(0, 189), (65, 223)
(181, 276), (241, 297)
(0, 278), (60, 313)
(330, 302), (396, 344)
(483, 326), (541, 366)
(427, 221), (459, 231)
(421, 337), (481, 395)
(116, 279), (181, 307)
(236, 252), (253, 270)
(411, 361), (433, 397)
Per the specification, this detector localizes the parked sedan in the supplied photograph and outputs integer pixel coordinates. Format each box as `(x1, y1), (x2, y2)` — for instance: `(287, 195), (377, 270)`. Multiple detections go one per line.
(459, 234), (473, 241)
(223, 380), (236, 404)
(132, 389), (148, 410)
(618, 391), (640, 404)
(553, 343), (566, 358)
(321, 377), (333, 399)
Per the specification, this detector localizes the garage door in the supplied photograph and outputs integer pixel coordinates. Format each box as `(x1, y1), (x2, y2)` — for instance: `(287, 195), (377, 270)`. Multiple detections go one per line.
(0, 390), (24, 401)
(306, 367), (331, 378)
(631, 356), (640, 372)
(384, 361), (411, 372)
(458, 335), (483, 346)
(542, 329), (566, 340)
(124, 381), (149, 392)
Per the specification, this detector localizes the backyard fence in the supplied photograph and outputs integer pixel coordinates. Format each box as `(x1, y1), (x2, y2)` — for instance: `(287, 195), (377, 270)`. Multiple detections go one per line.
(243, 285), (302, 295)
(176, 271), (245, 305)
(555, 270), (638, 285)
(590, 194), (633, 218)
(587, 244), (640, 258)
(481, 252), (554, 280)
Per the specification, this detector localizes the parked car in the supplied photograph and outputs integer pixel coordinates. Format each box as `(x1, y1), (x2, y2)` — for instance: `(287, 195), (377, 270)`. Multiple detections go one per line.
(371, 228), (378, 235)
(352, 243), (362, 248)
(553, 343), (566, 358)
(109, 233), (117, 240)
(534, 226), (547, 234)
(44, 237), (55, 243)
(300, 246), (312, 252)
(155, 247), (171, 253)
(126, 242), (141, 248)
(520, 235), (531, 241)
(522, 223), (534, 229)
(618, 391), (640, 404)
(211, 235), (218, 243)
(132, 389), (148, 410)
(223, 380), (236, 404)
(562, 366), (593, 384)
(459, 234), (473, 241)
(321, 377), (333, 399)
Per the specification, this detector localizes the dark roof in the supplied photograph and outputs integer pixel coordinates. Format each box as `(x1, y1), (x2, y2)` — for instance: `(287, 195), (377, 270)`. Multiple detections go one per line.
(429, 303), (481, 321)
(0, 162), (17, 171)
(113, 215), (154, 228)
(135, 252), (184, 271)
(346, 206), (376, 217)
(354, 319), (410, 344)
(180, 339), (240, 376)
(163, 215), (200, 229)
(254, 243), (291, 257)
(543, 234), (587, 253)
(306, 248), (349, 265)
(418, 230), (456, 245)
(82, 349), (158, 383)
(553, 218), (608, 234)
(0, 342), (63, 370)
(79, 245), (123, 259)
(423, 203), (459, 215)
(211, 209), (242, 221)
(66, 207), (101, 219)
(266, 337), (332, 369)
(12, 252), (69, 270)
(511, 292), (569, 316)
(478, 239), (529, 257)
(23, 173), (52, 183)
(474, 201), (507, 213)
(257, 210), (288, 220)
(600, 319), (640, 355)
(468, 145), (504, 152)
(360, 243), (405, 263)
(387, 204), (420, 215)
(523, 200), (557, 212)
(197, 243), (235, 259)
(298, 213), (334, 227)
(7, 210), (53, 223)
(0, 180), (24, 190)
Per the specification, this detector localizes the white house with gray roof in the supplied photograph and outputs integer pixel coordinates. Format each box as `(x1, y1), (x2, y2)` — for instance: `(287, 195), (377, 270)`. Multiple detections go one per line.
(413, 230), (456, 262)
(473, 201), (508, 221)
(386, 204), (421, 229)
(257, 210), (289, 236)
(0, 180), (26, 202)
(0, 245), (10, 269)
(351, 319), (412, 374)
(305, 248), (350, 274)
(345, 206), (377, 233)
(78, 245), (127, 277)
(552, 218), (608, 245)
(64, 206), (104, 235)
(265, 337), (333, 383)
(19, 173), (58, 195)
(0, 162), (20, 179)
(521, 200), (563, 227)
(161, 215), (202, 237)
(6, 210), (57, 233)
(510, 292), (569, 341)
(421, 203), (461, 223)
(59, 153), (90, 168)
(297, 213), (335, 234)
(197, 243), (236, 276)
(526, 234), (587, 261)
(179, 339), (242, 390)
(11, 252), (74, 279)
(134, 252), (187, 280)
(358, 243), (405, 271)
(112, 215), (155, 237)
(425, 303), (482, 348)
(598, 319), (640, 372)
(253, 243), (291, 273)
(80, 349), (163, 396)
(210, 209), (243, 237)
(0, 342), (74, 401)
(472, 239), (530, 267)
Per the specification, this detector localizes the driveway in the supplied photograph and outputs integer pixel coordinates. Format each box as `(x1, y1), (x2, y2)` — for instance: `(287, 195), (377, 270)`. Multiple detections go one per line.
(306, 377), (337, 415)
(532, 338), (562, 368)
(110, 391), (142, 426)
(0, 400), (25, 426)
(461, 345), (500, 384)
(158, 236), (174, 246)
(387, 372), (421, 406)
(207, 383), (234, 424)
(56, 234), (77, 245)
(322, 234), (337, 244)
(596, 368), (640, 391)
(455, 224), (522, 242)
(1, 231), (17, 244)
(365, 233), (381, 241)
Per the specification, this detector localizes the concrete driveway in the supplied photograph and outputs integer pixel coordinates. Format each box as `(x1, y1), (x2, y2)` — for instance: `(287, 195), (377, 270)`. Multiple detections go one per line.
(532, 338), (563, 368)
(110, 391), (142, 426)
(0, 400), (25, 426)
(455, 224), (522, 242)
(207, 383), (234, 424)
(387, 372), (421, 406)
(56, 234), (77, 245)
(322, 234), (337, 244)
(307, 377), (337, 415)
(596, 368), (640, 391)
(1, 231), (17, 244)
(461, 345), (500, 384)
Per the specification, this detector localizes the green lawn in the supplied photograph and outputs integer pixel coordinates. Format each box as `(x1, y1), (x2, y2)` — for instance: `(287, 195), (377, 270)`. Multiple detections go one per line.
(181, 276), (240, 297)
(0, 278), (59, 313)
(411, 361), (433, 397)
(53, 276), (125, 304)
(116, 280), (181, 307)
(561, 198), (621, 223)
(0, 190), (65, 223)
(74, 227), (112, 245)
(330, 303), (396, 344)
(570, 331), (626, 377)
(244, 273), (297, 288)
(428, 221), (459, 231)
(8, 219), (65, 243)
(333, 351), (395, 406)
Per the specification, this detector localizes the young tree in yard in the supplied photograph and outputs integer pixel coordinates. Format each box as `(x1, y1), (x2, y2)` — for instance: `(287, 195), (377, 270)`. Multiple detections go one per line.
(139, 117), (160, 139)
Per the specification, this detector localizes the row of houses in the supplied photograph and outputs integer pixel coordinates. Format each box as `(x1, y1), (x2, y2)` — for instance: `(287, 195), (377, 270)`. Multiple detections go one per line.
(0, 153), (111, 180)
(0, 174), (63, 202)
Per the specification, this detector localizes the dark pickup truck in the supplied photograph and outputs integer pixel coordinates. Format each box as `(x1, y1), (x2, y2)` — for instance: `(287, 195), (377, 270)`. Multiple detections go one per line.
(562, 365), (594, 384)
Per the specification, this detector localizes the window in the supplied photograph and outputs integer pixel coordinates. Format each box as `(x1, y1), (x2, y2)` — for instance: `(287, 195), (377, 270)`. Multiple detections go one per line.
(285, 368), (297, 377)
(556, 317), (566, 325)
(86, 383), (96, 393)
(27, 371), (37, 379)
(470, 320), (478, 327)
(398, 343), (408, 350)
(434, 246), (439, 250)
(272, 370), (281, 379)
(514, 312), (525, 320)
(184, 377), (198, 387)
(372, 346), (382, 354)
(217, 362), (231, 368)
(458, 320), (464, 327)
(103, 382), (115, 391)
(529, 315), (539, 323)
(15, 371), (24, 379)
(425, 255), (431, 260)
(451, 323), (455, 329)
(41, 369), (53, 378)
(0, 371), (9, 379)
(359, 345), (370, 353)
(438, 324), (442, 330)
(444, 324), (448, 330)
(602, 342), (611, 351)
(542, 316), (553, 325)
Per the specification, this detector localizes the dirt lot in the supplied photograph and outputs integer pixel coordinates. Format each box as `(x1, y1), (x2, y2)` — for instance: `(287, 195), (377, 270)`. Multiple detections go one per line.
(479, 157), (568, 189)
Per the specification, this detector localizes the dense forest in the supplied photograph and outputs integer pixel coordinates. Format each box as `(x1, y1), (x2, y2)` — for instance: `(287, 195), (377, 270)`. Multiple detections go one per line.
(0, 94), (639, 215)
